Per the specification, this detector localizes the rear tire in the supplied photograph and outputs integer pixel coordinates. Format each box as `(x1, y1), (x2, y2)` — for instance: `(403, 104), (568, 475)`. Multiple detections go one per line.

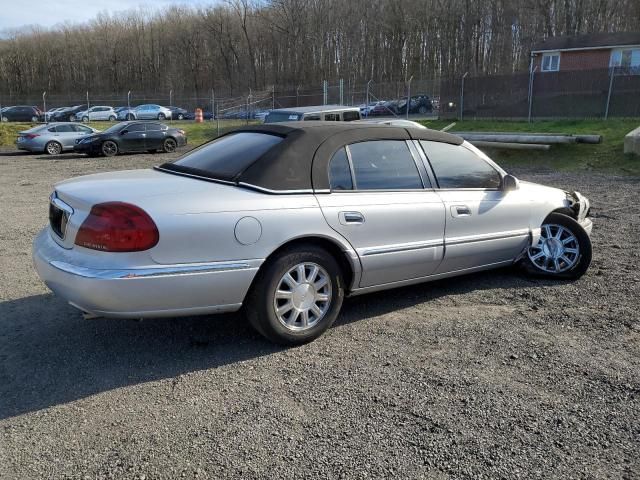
(31, 115), (39, 122)
(45, 141), (62, 155)
(1, 116), (7, 122)
(244, 245), (345, 345)
(522, 212), (591, 280)
(109, 115), (116, 121)
(82, 116), (89, 123)
(158, 113), (166, 120)
(177, 113), (184, 120)
(101, 140), (119, 157)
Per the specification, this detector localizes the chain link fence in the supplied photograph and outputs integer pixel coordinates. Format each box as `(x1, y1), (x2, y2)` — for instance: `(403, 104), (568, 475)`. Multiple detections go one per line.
(1, 69), (638, 123)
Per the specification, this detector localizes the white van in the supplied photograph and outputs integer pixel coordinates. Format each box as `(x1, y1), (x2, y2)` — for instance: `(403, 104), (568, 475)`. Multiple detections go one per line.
(264, 105), (361, 123)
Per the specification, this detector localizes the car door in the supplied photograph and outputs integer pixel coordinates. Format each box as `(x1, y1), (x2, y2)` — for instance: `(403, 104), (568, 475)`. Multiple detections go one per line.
(418, 140), (531, 273)
(144, 122), (166, 150)
(53, 124), (78, 148)
(316, 140), (446, 288)
(136, 105), (149, 119)
(119, 123), (146, 151)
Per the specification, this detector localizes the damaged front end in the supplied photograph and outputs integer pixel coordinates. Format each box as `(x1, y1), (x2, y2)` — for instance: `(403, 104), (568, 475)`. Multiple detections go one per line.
(564, 190), (593, 235)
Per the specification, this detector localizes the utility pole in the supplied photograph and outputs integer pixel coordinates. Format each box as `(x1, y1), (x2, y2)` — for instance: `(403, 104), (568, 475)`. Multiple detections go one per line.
(42, 91), (47, 123)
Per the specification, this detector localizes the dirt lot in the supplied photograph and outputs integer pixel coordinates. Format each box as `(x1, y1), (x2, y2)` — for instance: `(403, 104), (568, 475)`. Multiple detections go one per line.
(0, 148), (639, 479)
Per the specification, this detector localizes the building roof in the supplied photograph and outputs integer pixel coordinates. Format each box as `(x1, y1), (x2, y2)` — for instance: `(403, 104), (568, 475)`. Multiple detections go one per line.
(532, 31), (640, 53)
(159, 122), (463, 192)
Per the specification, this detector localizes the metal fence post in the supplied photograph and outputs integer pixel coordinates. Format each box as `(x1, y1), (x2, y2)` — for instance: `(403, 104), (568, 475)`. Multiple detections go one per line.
(86, 91), (90, 112)
(296, 85), (300, 107)
(246, 88), (251, 125)
(272, 85), (275, 110)
(406, 75), (413, 119)
(605, 67), (615, 120)
(127, 90), (131, 111)
(527, 66), (537, 123)
(211, 89), (215, 123)
(216, 102), (220, 136)
(460, 72), (468, 121)
(323, 80), (328, 105)
(42, 91), (47, 123)
(169, 89), (173, 123)
(339, 78), (344, 105)
(366, 79), (372, 114)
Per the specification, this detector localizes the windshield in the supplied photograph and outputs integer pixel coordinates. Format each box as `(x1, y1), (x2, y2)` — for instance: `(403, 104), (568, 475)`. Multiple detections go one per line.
(101, 122), (127, 134)
(159, 132), (284, 181)
(264, 111), (302, 123)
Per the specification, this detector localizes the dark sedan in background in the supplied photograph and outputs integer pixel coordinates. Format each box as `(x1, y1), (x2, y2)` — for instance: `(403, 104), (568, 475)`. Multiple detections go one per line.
(73, 121), (187, 157)
(51, 105), (88, 122)
(1, 106), (44, 122)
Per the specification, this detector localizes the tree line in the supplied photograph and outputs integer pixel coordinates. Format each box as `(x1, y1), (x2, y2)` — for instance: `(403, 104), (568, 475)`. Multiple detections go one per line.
(0, 0), (638, 99)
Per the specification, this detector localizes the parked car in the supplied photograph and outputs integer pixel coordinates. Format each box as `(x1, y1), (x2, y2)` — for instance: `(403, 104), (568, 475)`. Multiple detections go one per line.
(394, 95), (433, 115)
(73, 121), (186, 157)
(369, 101), (397, 116)
(33, 122), (593, 345)
(1, 106), (44, 122)
(75, 106), (118, 122)
(16, 123), (100, 155)
(168, 106), (189, 120)
(120, 104), (173, 121)
(52, 105), (87, 122)
(264, 106), (361, 123)
(359, 101), (382, 116)
(45, 107), (67, 121)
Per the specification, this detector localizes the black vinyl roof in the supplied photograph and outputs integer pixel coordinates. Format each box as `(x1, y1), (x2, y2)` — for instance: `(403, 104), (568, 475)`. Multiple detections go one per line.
(159, 122), (463, 192)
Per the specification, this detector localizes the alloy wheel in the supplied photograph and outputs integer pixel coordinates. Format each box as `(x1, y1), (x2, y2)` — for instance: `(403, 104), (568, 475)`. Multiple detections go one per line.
(163, 138), (177, 153)
(273, 262), (332, 331)
(46, 141), (62, 155)
(102, 141), (118, 156)
(528, 223), (580, 273)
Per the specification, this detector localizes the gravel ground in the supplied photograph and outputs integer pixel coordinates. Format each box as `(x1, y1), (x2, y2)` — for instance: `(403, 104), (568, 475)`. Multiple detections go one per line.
(0, 148), (639, 479)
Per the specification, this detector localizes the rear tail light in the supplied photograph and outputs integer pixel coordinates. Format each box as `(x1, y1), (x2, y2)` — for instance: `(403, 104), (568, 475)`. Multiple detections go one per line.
(24, 133), (40, 139)
(75, 202), (159, 252)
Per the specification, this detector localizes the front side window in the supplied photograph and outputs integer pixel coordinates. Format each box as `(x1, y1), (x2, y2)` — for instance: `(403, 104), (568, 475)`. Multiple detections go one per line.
(126, 124), (145, 132)
(541, 53), (560, 72)
(303, 113), (321, 121)
(324, 113), (340, 121)
(420, 141), (501, 189)
(72, 124), (93, 133)
(56, 124), (75, 132)
(328, 147), (353, 190)
(348, 141), (423, 190)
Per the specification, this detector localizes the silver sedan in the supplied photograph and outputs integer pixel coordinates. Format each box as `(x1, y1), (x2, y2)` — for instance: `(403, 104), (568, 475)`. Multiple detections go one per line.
(32, 122), (593, 344)
(17, 123), (100, 155)
(122, 104), (173, 121)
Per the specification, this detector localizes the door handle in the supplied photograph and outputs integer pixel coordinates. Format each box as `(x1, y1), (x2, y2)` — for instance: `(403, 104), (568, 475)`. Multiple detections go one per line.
(340, 211), (365, 225)
(451, 205), (472, 217)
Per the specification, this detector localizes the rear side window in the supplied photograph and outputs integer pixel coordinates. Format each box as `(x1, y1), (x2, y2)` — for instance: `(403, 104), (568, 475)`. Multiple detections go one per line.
(55, 124), (75, 132)
(420, 141), (501, 189)
(348, 141), (422, 190)
(303, 114), (321, 121)
(127, 124), (145, 132)
(329, 147), (353, 190)
(165, 132), (283, 181)
(324, 113), (340, 121)
(145, 123), (163, 131)
(342, 111), (360, 121)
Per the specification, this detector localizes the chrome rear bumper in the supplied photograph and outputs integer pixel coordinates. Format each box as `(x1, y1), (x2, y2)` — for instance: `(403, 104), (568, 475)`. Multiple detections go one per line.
(33, 228), (261, 318)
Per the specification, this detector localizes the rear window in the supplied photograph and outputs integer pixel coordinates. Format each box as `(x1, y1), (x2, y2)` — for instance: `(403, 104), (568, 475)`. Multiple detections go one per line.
(162, 132), (283, 181)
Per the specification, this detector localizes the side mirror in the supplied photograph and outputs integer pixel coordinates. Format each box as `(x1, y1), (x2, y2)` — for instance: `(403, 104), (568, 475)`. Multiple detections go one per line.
(120, 130), (128, 135)
(502, 174), (519, 191)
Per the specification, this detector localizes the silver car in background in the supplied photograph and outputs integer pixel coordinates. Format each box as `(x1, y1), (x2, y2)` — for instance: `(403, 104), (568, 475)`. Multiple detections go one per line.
(74, 106), (117, 122)
(122, 104), (173, 121)
(33, 122), (593, 345)
(17, 123), (100, 155)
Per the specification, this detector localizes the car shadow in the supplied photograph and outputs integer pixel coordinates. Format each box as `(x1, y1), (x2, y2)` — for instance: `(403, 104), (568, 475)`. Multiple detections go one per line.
(0, 267), (558, 420)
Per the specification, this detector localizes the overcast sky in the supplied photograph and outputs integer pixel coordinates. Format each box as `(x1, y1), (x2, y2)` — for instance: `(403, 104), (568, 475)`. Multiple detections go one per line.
(0, 0), (205, 33)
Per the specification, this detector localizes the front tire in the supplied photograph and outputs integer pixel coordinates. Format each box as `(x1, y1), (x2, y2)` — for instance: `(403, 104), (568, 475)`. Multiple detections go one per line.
(523, 212), (591, 279)
(109, 115), (116, 121)
(158, 113), (166, 120)
(177, 113), (184, 120)
(162, 137), (177, 153)
(101, 140), (119, 157)
(82, 116), (89, 123)
(244, 246), (345, 345)
(31, 115), (39, 122)
(45, 141), (62, 155)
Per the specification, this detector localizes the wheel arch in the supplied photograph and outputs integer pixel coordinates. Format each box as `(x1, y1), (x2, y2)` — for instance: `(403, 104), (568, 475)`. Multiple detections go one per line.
(257, 235), (359, 293)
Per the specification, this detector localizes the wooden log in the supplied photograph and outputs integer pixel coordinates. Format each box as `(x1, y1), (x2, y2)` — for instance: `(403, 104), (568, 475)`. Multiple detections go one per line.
(452, 132), (602, 144)
(455, 133), (576, 144)
(470, 140), (551, 151)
